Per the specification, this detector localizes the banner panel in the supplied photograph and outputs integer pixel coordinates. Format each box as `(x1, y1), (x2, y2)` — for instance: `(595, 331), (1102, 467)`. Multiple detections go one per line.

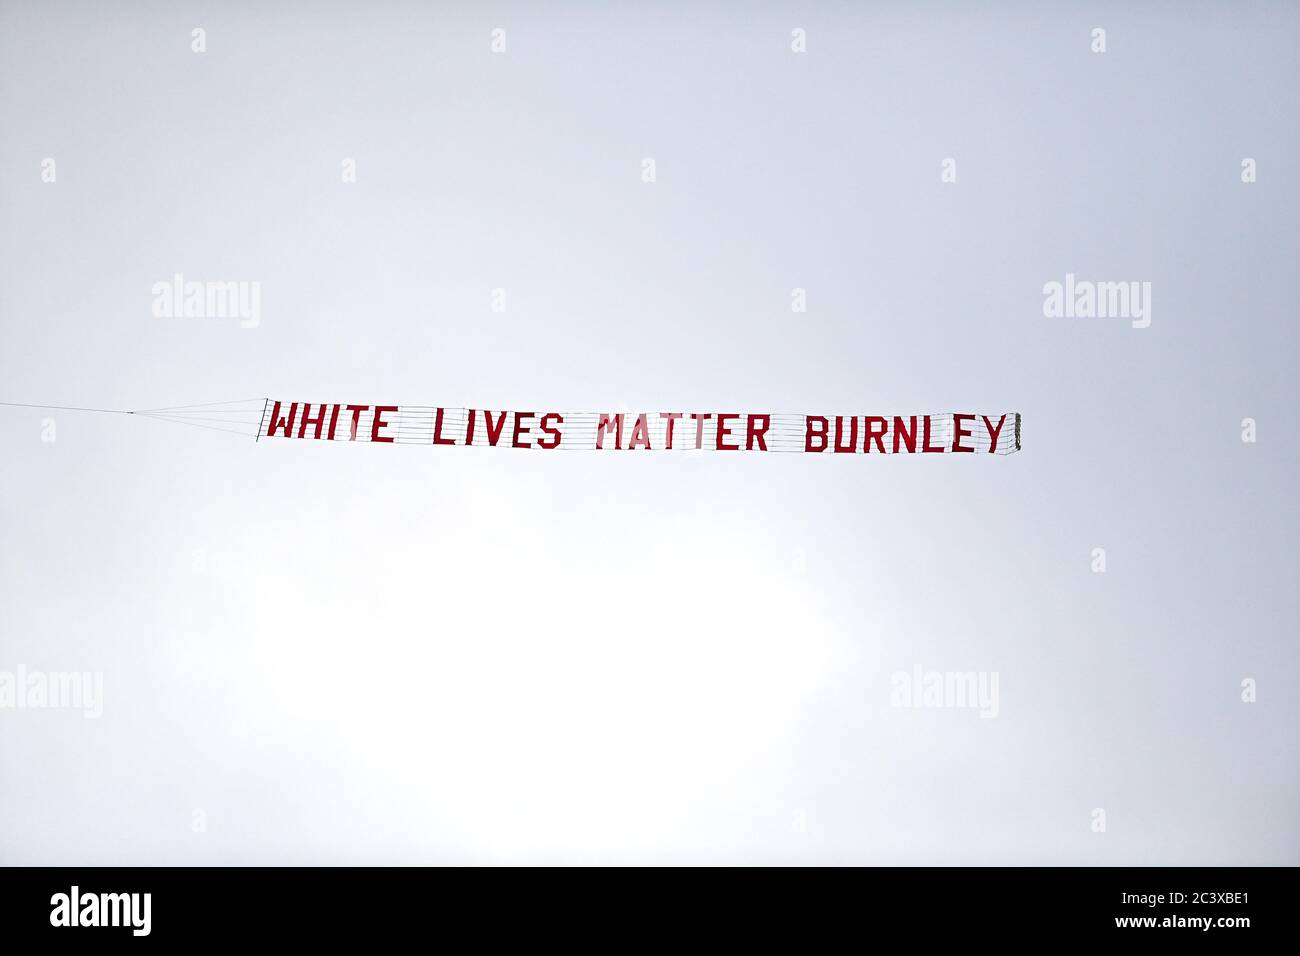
(259, 402), (1022, 455)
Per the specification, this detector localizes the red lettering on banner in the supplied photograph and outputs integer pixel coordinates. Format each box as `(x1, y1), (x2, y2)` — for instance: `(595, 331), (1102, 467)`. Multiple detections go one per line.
(660, 412), (682, 449)
(433, 407), (456, 445)
(512, 412), (535, 448)
(371, 406), (398, 443)
(951, 414), (975, 453)
(628, 414), (651, 450)
(690, 413), (713, 449)
(893, 415), (917, 453)
(297, 403), (326, 439)
(865, 416), (888, 453)
(266, 401), (298, 438)
(716, 414), (740, 451)
(483, 411), (508, 446)
(833, 416), (858, 453)
(596, 413), (623, 449)
(922, 416), (944, 453)
(805, 416), (828, 452)
(982, 414), (1007, 453)
(538, 413), (563, 449)
(345, 405), (368, 441)
(257, 401), (1019, 456)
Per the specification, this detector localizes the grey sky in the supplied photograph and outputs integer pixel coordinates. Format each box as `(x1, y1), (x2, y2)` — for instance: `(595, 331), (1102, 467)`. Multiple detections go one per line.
(0, 0), (1295, 864)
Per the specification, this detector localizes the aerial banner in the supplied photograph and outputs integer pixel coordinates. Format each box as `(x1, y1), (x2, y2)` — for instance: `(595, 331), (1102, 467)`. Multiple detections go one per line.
(258, 402), (1022, 455)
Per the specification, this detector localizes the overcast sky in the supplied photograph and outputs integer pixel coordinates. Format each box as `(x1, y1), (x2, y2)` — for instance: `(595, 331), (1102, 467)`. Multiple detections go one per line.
(0, 0), (1295, 864)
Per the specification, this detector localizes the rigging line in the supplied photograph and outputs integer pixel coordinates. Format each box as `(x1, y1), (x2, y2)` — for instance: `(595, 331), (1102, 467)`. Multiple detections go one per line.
(0, 401), (134, 415)
(136, 412), (265, 426)
(136, 408), (265, 417)
(133, 397), (264, 413)
(138, 417), (262, 428)
(141, 416), (259, 437)
(143, 411), (258, 426)
(129, 409), (266, 416)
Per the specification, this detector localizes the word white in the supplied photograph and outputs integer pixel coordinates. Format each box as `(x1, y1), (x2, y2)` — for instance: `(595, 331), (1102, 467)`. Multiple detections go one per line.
(0, 666), (102, 718)
(151, 273), (260, 328)
(890, 666), (999, 718)
(1042, 273), (1151, 328)
(50, 886), (151, 936)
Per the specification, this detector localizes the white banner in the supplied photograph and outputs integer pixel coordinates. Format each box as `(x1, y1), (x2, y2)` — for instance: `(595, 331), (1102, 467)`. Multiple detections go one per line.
(259, 402), (1021, 455)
